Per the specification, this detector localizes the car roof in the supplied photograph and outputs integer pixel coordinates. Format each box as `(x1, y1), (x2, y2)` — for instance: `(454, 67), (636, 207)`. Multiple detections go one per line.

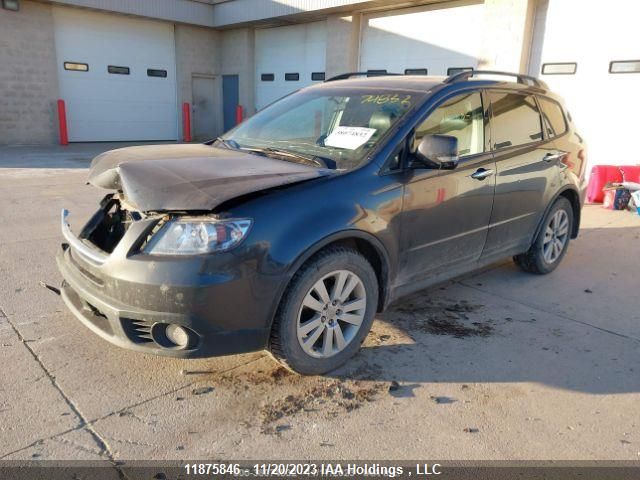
(308, 71), (552, 96)
(308, 75), (446, 93)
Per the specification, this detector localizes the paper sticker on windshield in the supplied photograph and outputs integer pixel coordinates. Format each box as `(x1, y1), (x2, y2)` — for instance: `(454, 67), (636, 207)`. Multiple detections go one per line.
(324, 126), (376, 150)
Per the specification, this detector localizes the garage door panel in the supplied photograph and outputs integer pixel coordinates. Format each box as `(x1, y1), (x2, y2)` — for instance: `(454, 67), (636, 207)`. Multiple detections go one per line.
(360, 2), (484, 75)
(530, 0), (640, 169)
(255, 22), (326, 110)
(53, 7), (177, 142)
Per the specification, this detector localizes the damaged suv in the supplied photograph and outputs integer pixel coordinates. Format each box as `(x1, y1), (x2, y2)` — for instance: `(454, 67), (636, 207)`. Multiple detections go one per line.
(57, 71), (586, 374)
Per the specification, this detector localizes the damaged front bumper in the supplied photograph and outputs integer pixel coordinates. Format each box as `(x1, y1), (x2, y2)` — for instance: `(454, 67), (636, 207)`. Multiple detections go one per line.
(56, 208), (274, 358)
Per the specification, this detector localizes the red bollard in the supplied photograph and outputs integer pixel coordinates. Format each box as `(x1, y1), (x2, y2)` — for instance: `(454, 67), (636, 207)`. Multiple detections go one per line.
(235, 105), (244, 125)
(57, 99), (69, 145)
(182, 103), (192, 142)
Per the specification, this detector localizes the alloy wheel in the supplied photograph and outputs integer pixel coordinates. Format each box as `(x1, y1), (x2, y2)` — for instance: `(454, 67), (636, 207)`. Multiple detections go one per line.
(542, 209), (569, 264)
(296, 270), (367, 358)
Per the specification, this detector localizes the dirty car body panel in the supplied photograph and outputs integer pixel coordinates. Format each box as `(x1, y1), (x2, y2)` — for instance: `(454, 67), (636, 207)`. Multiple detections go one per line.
(56, 73), (586, 360)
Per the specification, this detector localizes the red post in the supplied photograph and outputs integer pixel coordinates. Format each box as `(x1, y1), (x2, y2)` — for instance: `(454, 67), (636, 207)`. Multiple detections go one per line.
(57, 99), (68, 146)
(235, 105), (244, 125)
(182, 102), (192, 142)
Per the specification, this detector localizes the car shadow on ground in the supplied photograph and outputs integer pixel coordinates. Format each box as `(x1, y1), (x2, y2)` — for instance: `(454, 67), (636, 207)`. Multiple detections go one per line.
(322, 260), (640, 395)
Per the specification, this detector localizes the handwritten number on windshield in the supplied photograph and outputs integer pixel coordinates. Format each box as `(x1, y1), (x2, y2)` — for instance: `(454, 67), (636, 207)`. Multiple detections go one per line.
(361, 94), (412, 108)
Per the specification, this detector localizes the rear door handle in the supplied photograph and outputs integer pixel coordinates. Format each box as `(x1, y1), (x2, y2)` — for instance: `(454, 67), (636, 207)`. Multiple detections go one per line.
(470, 168), (494, 180)
(543, 152), (565, 162)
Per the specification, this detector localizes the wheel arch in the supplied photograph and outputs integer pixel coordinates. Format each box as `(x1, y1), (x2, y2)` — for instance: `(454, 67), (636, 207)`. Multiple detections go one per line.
(558, 187), (581, 238)
(270, 231), (392, 330)
(533, 186), (582, 244)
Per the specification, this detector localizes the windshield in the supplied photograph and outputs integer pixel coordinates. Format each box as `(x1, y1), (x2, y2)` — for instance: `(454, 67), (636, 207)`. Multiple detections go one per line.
(219, 87), (425, 171)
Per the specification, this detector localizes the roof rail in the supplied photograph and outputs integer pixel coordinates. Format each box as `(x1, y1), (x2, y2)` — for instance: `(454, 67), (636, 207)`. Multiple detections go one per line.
(325, 71), (401, 82)
(444, 70), (548, 89)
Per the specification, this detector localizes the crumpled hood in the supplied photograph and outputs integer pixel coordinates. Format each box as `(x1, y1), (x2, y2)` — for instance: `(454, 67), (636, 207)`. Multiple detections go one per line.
(87, 144), (333, 212)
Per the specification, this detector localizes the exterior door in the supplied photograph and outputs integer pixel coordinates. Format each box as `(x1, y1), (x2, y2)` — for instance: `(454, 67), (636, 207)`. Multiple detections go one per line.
(222, 75), (240, 132)
(400, 90), (495, 283)
(481, 91), (562, 259)
(192, 76), (218, 141)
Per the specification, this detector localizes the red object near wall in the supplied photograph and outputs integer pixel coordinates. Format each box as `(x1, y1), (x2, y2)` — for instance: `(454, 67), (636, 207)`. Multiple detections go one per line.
(57, 99), (68, 146)
(619, 165), (640, 183)
(235, 105), (244, 125)
(586, 165), (623, 203)
(182, 102), (192, 142)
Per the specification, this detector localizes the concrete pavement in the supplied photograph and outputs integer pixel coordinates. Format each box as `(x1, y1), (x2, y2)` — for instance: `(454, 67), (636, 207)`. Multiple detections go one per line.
(1, 145), (639, 460)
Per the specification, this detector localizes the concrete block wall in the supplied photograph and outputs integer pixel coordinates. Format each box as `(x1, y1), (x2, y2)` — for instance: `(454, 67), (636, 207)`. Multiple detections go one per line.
(0, 1), (59, 145)
(174, 24), (221, 139)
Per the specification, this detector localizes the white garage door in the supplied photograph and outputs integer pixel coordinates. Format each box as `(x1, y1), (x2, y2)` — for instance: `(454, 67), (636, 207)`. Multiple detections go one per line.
(53, 7), (178, 142)
(360, 1), (484, 75)
(530, 0), (640, 170)
(255, 22), (327, 111)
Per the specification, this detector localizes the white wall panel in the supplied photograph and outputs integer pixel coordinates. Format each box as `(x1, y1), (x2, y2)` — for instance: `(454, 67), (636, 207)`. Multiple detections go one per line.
(530, 0), (640, 168)
(255, 22), (326, 110)
(360, 2), (485, 75)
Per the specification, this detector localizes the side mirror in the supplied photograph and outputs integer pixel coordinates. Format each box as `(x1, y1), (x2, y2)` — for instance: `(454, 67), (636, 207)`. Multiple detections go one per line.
(412, 134), (459, 170)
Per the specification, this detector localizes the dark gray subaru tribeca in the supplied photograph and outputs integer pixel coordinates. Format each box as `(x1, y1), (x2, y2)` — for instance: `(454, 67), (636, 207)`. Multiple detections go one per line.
(57, 70), (587, 375)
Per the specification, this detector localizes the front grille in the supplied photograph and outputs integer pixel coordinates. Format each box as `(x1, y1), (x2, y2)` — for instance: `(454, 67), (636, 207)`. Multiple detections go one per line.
(121, 318), (155, 344)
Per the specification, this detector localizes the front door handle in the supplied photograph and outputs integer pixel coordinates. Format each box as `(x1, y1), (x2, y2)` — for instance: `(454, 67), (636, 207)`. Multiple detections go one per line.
(470, 168), (494, 180)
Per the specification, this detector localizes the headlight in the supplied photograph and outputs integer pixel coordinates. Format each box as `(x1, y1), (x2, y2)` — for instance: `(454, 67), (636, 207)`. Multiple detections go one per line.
(144, 217), (252, 255)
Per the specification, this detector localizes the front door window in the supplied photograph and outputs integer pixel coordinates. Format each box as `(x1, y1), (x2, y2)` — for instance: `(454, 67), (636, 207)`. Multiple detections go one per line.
(414, 91), (485, 157)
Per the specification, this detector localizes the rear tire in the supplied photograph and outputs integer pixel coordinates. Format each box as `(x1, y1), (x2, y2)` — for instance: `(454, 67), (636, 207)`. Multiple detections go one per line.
(514, 197), (573, 274)
(269, 247), (378, 375)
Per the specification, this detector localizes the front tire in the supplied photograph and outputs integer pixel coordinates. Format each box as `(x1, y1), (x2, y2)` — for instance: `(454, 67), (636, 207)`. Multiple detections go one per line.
(269, 247), (378, 375)
(514, 197), (573, 274)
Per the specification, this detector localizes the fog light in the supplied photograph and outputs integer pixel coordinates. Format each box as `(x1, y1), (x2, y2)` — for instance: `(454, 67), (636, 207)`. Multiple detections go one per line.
(166, 324), (190, 348)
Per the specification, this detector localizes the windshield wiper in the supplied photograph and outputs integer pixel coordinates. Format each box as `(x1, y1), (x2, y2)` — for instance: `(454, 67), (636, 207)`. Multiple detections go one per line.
(214, 137), (241, 150)
(239, 146), (333, 169)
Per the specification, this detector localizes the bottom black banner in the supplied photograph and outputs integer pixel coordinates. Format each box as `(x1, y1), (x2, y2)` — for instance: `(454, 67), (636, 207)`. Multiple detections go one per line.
(0, 461), (638, 480)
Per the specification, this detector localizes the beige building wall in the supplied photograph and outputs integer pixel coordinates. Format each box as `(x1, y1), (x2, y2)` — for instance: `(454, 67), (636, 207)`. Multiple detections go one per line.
(0, 1), (59, 145)
(479, 0), (536, 72)
(325, 14), (360, 78)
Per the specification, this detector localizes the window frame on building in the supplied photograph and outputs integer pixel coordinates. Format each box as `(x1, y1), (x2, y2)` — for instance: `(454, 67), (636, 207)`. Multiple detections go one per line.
(63, 61), (89, 72)
(609, 60), (640, 74)
(541, 62), (577, 75)
(107, 65), (130, 75)
(147, 68), (168, 78)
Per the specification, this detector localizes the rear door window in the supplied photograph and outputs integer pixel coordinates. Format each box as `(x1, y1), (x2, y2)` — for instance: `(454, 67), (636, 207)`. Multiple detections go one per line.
(537, 97), (567, 138)
(488, 92), (543, 149)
